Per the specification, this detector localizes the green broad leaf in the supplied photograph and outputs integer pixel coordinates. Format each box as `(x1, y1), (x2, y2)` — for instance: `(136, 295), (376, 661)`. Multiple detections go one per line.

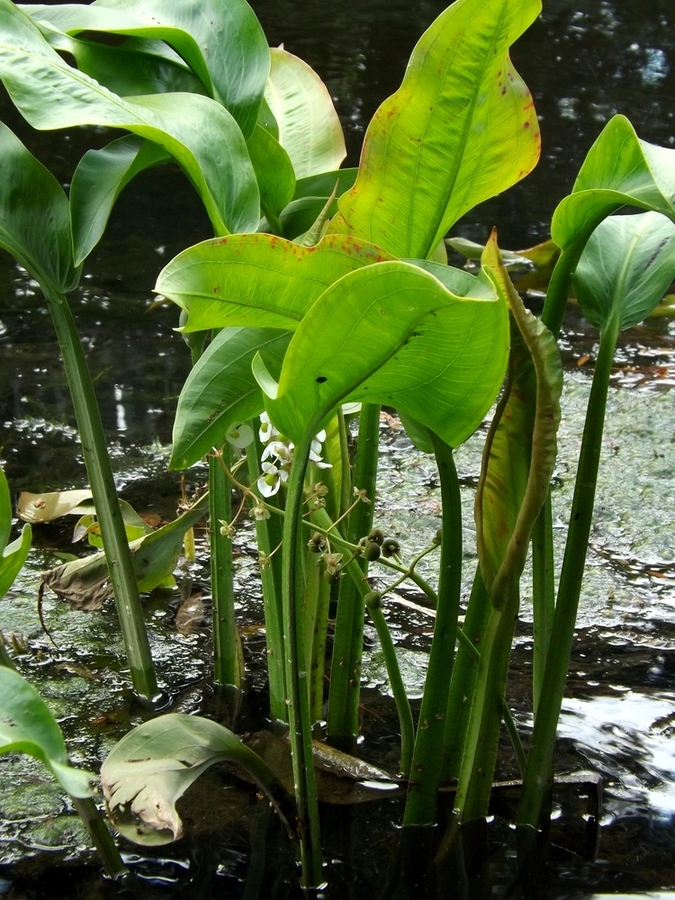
(156, 232), (394, 332)
(265, 47), (346, 180)
(0, 121), (79, 293)
(329, 0), (541, 259)
(22, 0), (270, 137)
(0, 666), (94, 798)
(100, 713), (293, 845)
(476, 234), (563, 610)
(266, 260), (509, 447)
(71, 135), (172, 266)
(573, 212), (675, 332)
(0, 2), (259, 236)
(171, 327), (291, 470)
(0, 523), (32, 598)
(0, 465), (12, 551)
(0, 467), (32, 599)
(552, 116), (675, 252)
(44, 31), (207, 99)
(246, 125), (296, 223)
(293, 169), (358, 202)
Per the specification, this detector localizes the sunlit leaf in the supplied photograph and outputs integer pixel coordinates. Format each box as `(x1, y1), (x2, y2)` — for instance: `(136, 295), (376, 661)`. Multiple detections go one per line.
(71, 135), (171, 266)
(0, 1), (259, 235)
(265, 47), (346, 180)
(266, 261), (509, 448)
(171, 327), (291, 470)
(101, 713), (293, 845)
(552, 115), (675, 252)
(0, 666), (94, 798)
(573, 212), (675, 332)
(0, 121), (78, 293)
(156, 232), (394, 332)
(329, 0), (541, 259)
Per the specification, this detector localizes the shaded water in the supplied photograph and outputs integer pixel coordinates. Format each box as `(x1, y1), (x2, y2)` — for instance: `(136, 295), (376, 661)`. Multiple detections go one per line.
(1, 0), (675, 896)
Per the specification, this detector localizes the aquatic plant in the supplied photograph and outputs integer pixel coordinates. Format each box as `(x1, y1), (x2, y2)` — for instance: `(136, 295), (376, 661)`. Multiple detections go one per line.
(0, 0), (674, 890)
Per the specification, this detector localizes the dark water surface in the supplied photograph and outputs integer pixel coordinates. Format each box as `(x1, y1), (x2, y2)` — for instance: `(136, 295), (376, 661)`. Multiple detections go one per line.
(1, 0), (675, 897)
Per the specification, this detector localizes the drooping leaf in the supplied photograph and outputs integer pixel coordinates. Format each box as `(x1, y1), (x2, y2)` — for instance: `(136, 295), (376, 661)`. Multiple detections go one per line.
(246, 125), (296, 224)
(573, 212), (675, 332)
(40, 494), (209, 609)
(70, 135), (172, 266)
(0, 1), (259, 235)
(265, 260), (509, 448)
(22, 0), (270, 137)
(329, 0), (541, 259)
(0, 121), (78, 293)
(265, 47), (346, 180)
(43, 30), (207, 98)
(171, 327), (291, 470)
(0, 666), (94, 798)
(18, 489), (152, 538)
(101, 713), (293, 845)
(552, 115), (675, 253)
(476, 234), (563, 609)
(156, 232), (394, 332)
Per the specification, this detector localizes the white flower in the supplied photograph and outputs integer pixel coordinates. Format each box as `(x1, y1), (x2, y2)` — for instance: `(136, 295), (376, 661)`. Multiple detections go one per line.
(259, 411), (279, 444)
(225, 422), (254, 449)
(257, 461), (289, 497)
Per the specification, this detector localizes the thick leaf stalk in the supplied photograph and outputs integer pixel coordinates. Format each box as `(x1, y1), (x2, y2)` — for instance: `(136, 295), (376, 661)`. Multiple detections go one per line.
(403, 435), (462, 825)
(517, 316), (619, 829)
(326, 403), (380, 749)
(210, 451), (243, 690)
(46, 288), (158, 700)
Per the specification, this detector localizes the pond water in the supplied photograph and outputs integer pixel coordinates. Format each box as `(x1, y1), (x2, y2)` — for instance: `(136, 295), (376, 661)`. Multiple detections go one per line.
(0, 0), (675, 897)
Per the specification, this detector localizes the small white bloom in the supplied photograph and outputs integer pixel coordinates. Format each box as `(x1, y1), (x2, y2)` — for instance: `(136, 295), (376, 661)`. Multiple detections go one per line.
(257, 461), (289, 497)
(225, 422), (254, 449)
(259, 411), (279, 444)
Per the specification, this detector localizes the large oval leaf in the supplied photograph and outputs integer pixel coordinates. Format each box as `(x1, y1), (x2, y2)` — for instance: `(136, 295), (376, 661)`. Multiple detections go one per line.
(22, 0), (270, 137)
(552, 116), (675, 252)
(156, 232), (394, 332)
(101, 713), (292, 845)
(0, 466), (31, 598)
(0, 1), (259, 235)
(329, 0), (541, 259)
(265, 261), (509, 447)
(0, 667), (93, 798)
(573, 212), (675, 332)
(70, 134), (172, 266)
(0, 121), (79, 293)
(171, 327), (291, 470)
(265, 47), (346, 180)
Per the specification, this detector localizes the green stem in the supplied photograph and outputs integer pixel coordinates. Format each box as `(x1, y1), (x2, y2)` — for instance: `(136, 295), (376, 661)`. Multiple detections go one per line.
(246, 438), (287, 722)
(0, 641), (16, 671)
(71, 796), (128, 880)
(531, 499), (555, 714)
(327, 403), (380, 749)
(440, 568), (490, 780)
(518, 317), (619, 829)
(281, 428), (323, 887)
(454, 586), (520, 821)
(210, 450), (242, 689)
(45, 288), (157, 700)
(365, 597), (415, 778)
(404, 435), (462, 825)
